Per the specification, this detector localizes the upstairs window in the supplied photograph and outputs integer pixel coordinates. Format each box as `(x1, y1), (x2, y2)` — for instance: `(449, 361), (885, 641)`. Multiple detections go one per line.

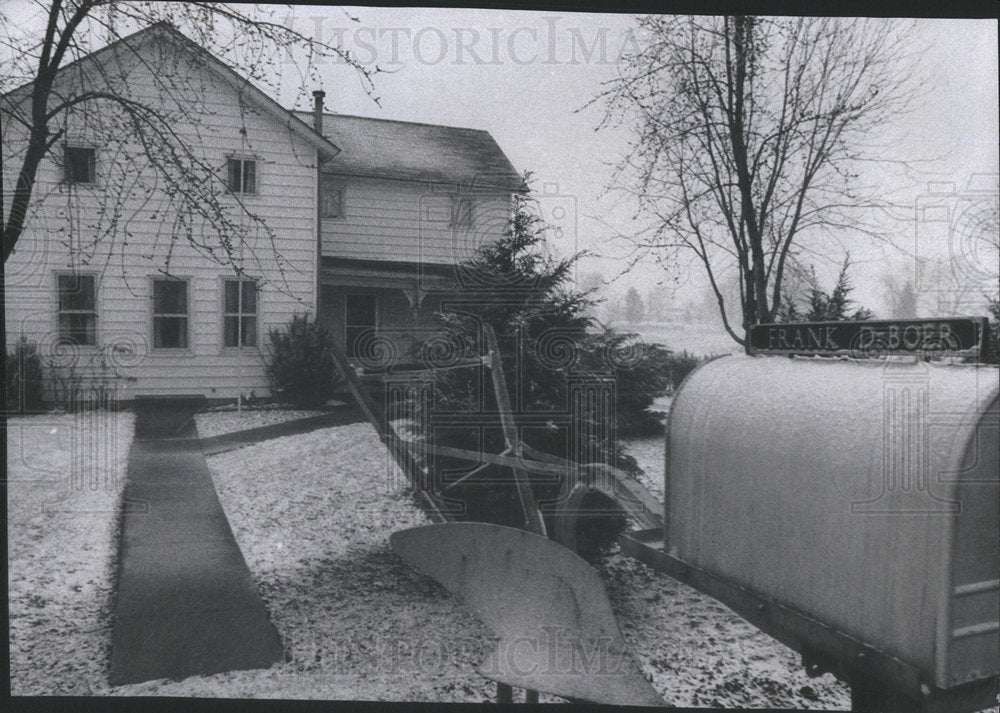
(57, 273), (97, 345)
(153, 279), (189, 349)
(64, 146), (96, 184)
(450, 196), (472, 229)
(223, 278), (258, 348)
(227, 157), (257, 195)
(320, 174), (345, 219)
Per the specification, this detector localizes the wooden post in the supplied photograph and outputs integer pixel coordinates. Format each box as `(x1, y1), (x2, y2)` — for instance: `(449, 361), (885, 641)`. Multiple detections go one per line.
(482, 323), (547, 538)
(482, 323), (544, 705)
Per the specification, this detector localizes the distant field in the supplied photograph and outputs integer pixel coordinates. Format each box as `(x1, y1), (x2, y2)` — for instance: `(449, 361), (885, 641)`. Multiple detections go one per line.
(613, 321), (740, 357)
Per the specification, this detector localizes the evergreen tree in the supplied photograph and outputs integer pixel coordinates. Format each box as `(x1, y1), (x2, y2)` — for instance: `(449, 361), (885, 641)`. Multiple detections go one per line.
(624, 287), (645, 324)
(422, 192), (672, 557)
(781, 255), (874, 322)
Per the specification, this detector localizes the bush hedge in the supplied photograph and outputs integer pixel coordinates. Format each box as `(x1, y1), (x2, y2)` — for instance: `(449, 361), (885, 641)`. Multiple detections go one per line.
(265, 315), (343, 408)
(5, 338), (46, 413)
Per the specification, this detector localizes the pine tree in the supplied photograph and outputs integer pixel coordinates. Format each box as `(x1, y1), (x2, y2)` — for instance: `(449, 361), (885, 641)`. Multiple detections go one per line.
(782, 255), (874, 322)
(422, 191), (673, 557)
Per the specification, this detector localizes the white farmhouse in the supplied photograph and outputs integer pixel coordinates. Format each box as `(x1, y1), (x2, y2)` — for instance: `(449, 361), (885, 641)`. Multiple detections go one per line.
(2, 22), (522, 403)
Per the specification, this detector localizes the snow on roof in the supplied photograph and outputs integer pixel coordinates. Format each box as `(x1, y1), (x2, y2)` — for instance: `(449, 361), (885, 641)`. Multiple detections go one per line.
(296, 111), (524, 191)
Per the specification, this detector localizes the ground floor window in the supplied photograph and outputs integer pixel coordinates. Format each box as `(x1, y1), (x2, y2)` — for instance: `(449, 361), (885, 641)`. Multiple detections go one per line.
(345, 293), (378, 358)
(57, 273), (97, 345)
(223, 278), (258, 348)
(153, 279), (188, 349)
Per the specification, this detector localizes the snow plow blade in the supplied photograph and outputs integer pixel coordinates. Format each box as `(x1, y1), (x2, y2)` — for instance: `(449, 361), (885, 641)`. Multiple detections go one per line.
(390, 522), (663, 706)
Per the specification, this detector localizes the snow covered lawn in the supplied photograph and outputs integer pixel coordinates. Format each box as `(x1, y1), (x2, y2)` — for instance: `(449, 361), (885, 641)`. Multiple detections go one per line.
(193, 406), (328, 439)
(0, 407), (919, 707)
(150, 418), (848, 706)
(622, 433), (667, 503)
(7, 409), (134, 695)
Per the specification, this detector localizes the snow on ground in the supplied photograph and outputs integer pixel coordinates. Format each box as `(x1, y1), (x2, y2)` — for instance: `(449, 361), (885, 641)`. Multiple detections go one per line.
(130, 418), (848, 706)
(6, 408), (982, 708)
(193, 406), (328, 439)
(622, 433), (667, 504)
(7, 410), (134, 696)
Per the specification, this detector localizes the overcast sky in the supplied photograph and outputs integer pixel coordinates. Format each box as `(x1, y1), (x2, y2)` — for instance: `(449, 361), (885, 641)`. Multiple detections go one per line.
(4, 3), (997, 316)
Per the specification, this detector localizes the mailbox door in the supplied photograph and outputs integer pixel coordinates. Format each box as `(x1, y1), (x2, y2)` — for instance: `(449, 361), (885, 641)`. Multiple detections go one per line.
(940, 394), (999, 689)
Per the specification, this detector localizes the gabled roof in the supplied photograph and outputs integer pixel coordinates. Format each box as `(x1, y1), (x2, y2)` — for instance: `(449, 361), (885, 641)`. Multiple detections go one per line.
(2, 22), (340, 161)
(295, 111), (524, 191)
(4, 20), (521, 189)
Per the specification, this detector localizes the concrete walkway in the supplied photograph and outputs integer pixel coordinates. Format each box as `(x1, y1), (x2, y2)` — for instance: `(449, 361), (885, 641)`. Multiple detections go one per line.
(109, 398), (284, 685)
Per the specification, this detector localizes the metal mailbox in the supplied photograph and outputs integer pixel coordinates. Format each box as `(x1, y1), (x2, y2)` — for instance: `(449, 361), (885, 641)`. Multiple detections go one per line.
(664, 354), (999, 702)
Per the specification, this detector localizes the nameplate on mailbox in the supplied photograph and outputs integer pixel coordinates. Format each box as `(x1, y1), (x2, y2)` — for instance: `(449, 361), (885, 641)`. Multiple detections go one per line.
(748, 317), (989, 358)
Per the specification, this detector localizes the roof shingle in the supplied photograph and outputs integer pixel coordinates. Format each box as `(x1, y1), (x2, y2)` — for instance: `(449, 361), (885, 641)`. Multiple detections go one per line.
(295, 111), (524, 191)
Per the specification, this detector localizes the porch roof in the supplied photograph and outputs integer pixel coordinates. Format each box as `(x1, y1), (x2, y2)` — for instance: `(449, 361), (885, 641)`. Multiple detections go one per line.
(319, 257), (456, 290)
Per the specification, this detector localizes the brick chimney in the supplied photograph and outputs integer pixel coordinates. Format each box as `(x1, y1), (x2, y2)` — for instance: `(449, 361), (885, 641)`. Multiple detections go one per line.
(312, 90), (325, 134)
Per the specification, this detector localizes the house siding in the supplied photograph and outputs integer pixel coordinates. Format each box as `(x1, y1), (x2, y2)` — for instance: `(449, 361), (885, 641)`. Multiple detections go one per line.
(3, 32), (320, 401)
(320, 174), (512, 266)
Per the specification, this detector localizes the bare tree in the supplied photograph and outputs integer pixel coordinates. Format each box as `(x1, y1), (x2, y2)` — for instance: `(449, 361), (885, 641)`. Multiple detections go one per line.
(596, 15), (918, 348)
(1, 1), (377, 282)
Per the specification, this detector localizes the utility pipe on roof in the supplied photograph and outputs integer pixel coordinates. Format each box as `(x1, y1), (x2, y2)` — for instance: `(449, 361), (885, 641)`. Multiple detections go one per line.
(312, 90), (325, 134)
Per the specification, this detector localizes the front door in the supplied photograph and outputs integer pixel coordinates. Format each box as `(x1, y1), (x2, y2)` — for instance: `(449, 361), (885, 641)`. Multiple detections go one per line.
(345, 293), (378, 359)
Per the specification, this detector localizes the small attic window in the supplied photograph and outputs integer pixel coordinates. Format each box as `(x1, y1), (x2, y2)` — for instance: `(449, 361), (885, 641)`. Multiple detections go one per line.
(64, 146), (96, 184)
(320, 174), (345, 219)
(450, 196), (472, 229)
(227, 157), (257, 195)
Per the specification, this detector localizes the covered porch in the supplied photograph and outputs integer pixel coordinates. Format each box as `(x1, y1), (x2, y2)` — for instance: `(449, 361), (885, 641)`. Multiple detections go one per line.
(317, 257), (458, 372)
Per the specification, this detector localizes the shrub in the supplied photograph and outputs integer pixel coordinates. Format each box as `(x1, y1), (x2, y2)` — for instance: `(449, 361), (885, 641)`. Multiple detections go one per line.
(45, 347), (121, 412)
(5, 338), (45, 413)
(986, 295), (999, 364)
(265, 314), (343, 408)
(665, 350), (706, 393)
